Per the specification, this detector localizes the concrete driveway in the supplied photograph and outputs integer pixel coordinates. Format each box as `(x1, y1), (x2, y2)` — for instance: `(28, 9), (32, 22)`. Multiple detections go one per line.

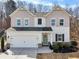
(8, 47), (52, 58)
(10, 48), (37, 58)
(10, 47), (52, 58)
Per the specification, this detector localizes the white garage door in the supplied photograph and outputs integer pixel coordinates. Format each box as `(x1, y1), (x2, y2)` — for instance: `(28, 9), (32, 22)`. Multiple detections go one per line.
(10, 35), (38, 48)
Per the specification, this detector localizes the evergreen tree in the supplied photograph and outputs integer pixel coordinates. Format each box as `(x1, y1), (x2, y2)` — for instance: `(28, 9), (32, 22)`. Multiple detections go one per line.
(1, 37), (5, 52)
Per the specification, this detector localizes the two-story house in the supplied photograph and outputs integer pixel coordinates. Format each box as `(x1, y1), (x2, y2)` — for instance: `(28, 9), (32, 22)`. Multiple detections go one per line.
(6, 6), (70, 48)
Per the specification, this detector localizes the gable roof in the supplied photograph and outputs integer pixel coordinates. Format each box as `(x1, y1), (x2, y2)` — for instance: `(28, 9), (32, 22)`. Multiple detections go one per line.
(45, 5), (71, 17)
(9, 7), (36, 17)
(10, 5), (71, 17)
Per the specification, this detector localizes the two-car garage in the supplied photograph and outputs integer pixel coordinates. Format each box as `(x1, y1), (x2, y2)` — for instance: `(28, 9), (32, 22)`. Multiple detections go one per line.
(10, 36), (38, 48)
(6, 27), (52, 48)
(7, 32), (41, 48)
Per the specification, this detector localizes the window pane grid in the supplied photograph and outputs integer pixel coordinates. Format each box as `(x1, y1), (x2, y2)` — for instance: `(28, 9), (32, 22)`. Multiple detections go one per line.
(56, 34), (64, 42)
(60, 19), (64, 26)
(17, 19), (21, 25)
(38, 18), (42, 25)
(25, 20), (28, 25)
(51, 19), (55, 26)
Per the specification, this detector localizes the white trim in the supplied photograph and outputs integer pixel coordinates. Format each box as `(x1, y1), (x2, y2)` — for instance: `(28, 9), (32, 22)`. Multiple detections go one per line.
(16, 18), (22, 27)
(51, 27), (70, 42)
(44, 7), (71, 17)
(23, 18), (29, 27)
(56, 34), (64, 42)
(50, 18), (56, 26)
(9, 7), (36, 17)
(35, 17), (46, 27)
(50, 33), (53, 44)
(59, 18), (65, 26)
(9, 6), (71, 18)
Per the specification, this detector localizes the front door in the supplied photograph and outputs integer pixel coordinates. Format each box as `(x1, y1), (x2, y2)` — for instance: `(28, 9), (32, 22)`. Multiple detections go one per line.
(42, 33), (48, 46)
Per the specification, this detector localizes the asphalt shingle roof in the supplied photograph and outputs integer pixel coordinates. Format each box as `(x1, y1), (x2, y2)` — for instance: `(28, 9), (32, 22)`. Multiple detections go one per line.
(13, 27), (52, 31)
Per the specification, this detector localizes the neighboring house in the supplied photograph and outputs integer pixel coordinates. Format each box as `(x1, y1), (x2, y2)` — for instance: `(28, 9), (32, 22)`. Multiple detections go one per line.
(6, 6), (71, 48)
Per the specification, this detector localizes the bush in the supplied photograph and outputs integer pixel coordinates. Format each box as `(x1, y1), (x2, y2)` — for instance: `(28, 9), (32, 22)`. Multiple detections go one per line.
(71, 41), (78, 46)
(49, 42), (78, 53)
(62, 43), (71, 53)
(53, 43), (59, 52)
(52, 42), (64, 53)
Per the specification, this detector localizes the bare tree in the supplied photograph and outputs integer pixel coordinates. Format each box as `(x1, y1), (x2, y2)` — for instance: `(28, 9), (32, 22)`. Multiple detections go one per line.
(5, 0), (17, 16)
(74, 6), (79, 18)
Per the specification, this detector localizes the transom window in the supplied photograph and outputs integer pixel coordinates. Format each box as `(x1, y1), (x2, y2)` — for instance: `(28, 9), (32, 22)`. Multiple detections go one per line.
(38, 18), (42, 25)
(55, 34), (64, 42)
(60, 19), (64, 26)
(51, 19), (55, 26)
(17, 19), (21, 25)
(25, 19), (28, 25)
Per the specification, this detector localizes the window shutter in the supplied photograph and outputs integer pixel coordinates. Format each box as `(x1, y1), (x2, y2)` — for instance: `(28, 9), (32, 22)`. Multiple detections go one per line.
(62, 34), (64, 41)
(56, 34), (57, 41)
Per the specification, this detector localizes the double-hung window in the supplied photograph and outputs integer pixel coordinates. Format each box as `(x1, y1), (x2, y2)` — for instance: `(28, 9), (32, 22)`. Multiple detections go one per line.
(55, 34), (64, 42)
(25, 19), (28, 25)
(38, 18), (42, 25)
(17, 19), (21, 26)
(51, 19), (55, 26)
(60, 19), (64, 26)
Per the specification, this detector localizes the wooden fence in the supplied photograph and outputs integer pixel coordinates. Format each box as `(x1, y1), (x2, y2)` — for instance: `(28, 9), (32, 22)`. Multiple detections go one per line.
(37, 52), (79, 59)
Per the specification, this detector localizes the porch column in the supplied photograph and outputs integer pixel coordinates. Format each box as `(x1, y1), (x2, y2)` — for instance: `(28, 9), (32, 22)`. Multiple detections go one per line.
(50, 33), (53, 44)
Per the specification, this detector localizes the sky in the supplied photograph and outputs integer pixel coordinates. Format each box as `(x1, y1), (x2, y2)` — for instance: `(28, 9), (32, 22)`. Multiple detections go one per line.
(1, 0), (79, 8)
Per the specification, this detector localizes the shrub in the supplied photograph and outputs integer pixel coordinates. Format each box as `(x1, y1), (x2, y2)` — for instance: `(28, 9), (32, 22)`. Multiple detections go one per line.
(57, 43), (63, 48)
(49, 42), (78, 53)
(71, 41), (78, 46)
(62, 43), (71, 53)
(53, 43), (59, 53)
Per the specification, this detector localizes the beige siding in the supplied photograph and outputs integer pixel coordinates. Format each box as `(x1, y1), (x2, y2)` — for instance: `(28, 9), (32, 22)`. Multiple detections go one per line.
(11, 10), (35, 27)
(10, 8), (70, 27)
(45, 11), (70, 27)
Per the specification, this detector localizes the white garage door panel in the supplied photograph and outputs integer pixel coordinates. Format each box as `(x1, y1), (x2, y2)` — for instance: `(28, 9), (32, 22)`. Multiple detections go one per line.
(10, 35), (38, 48)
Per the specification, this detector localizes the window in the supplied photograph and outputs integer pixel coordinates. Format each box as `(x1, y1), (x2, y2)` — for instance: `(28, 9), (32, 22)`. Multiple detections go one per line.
(17, 19), (21, 25)
(55, 34), (64, 42)
(60, 19), (64, 26)
(38, 18), (42, 25)
(51, 19), (55, 26)
(25, 20), (28, 25)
